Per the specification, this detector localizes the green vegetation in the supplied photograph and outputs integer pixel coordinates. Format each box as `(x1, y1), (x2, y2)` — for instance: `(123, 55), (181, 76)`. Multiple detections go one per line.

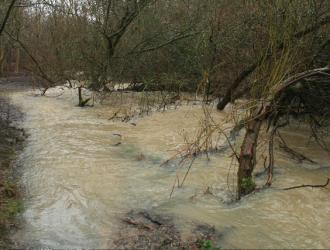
(0, 164), (23, 247)
(241, 177), (256, 194)
(199, 239), (214, 250)
(0, 99), (24, 248)
(0, 193), (23, 220)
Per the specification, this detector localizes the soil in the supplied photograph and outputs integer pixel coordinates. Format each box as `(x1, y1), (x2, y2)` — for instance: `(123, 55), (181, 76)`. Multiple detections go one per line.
(0, 87), (26, 248)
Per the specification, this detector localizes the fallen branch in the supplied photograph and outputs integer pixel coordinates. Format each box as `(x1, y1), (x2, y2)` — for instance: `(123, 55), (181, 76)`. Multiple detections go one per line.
(277, 131), (317, 164)
(279, 142), (317, 164)
(283, 178), (329, 190)
(121, 217), (155, 230)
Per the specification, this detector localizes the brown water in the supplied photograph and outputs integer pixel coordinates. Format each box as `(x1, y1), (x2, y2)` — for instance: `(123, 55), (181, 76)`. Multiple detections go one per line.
(7, 87), (330, 248)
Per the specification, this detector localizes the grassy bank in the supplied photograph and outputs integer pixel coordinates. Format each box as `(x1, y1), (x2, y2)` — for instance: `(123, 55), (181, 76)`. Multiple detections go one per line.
(0, 96), (25, 248)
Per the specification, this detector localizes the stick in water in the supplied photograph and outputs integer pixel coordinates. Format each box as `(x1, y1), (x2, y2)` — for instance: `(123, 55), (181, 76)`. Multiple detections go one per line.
(283, 178), (330, 190)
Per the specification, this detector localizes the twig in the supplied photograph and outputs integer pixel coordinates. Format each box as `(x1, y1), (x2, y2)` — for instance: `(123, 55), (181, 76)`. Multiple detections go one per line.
(169, 174), (180, 198)
(179, 157), (196, 188)
(265, 128), (275, 186)
(283, 178), (329, 190)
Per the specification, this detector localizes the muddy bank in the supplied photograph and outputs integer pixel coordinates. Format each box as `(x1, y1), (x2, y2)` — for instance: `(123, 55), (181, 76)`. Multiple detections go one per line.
(0, 95), (25, 248)
(113, 210), (221, 249)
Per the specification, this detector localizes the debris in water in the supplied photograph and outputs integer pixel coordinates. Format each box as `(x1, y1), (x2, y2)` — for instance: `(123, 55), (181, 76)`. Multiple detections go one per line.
(113, 210), (221, 249)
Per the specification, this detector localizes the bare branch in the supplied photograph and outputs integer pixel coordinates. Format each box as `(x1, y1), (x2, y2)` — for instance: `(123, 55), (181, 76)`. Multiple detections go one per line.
(283, 178), (329, 190)
(0, 0), (16, 36)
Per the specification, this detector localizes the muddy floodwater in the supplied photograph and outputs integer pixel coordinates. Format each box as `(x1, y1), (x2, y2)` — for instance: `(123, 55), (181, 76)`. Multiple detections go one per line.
(4, 86), (330, 248)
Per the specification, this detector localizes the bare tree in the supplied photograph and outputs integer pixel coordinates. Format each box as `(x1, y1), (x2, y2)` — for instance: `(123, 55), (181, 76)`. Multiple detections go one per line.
(216, 13), (330, 111)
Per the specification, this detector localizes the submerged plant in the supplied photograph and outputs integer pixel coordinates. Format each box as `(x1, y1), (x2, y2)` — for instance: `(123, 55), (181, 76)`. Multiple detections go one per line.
(241, 177), (256, 194)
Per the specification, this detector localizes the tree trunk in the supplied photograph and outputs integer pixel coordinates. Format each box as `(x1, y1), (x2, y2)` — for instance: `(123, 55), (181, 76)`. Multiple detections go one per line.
(0, 45), (4, 76)
(236, 67), (329, 199)
(78, 86), (83, 106)
(237, 105), (269, 199)
(237, 117), (263, 199)
(78, 86), (90, 107)
(15, 47), (19, 73)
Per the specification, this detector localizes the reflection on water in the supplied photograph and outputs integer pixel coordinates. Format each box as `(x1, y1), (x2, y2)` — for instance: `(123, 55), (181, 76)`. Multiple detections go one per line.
(8, 88), (330, 248)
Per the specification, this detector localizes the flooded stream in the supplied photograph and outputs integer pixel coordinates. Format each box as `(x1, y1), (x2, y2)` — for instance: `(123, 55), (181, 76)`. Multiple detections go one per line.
(5, 86), (330, 248)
